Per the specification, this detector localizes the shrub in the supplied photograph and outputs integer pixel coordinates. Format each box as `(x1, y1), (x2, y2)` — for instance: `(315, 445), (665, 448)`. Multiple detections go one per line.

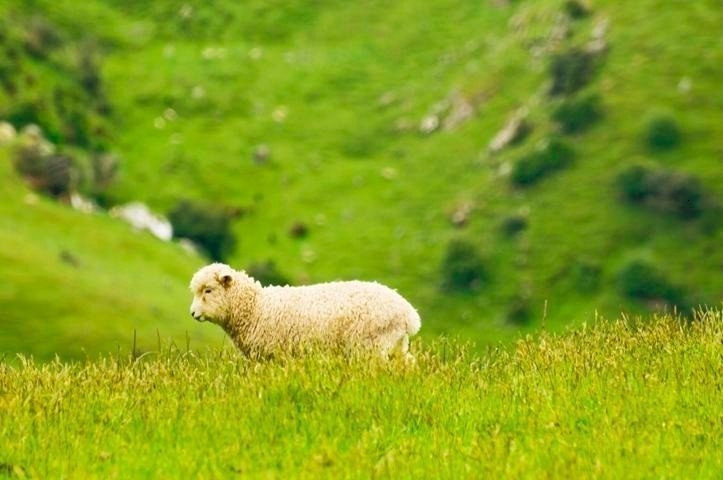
(570, 260), (601, 294)
(246, 260), (292, 287)
(87, 152), (119, 207)
(552, 92), (602, 134)
(12, 141), (76, 199)
(22, 15), (63, 58)
(616, 165), (651, 202)
(506, 294), (531, 326)
(564, 0), (591, 19)
(168, 199), (237, 261)
(439, 239), (488, 293)
(644, 113), (681, 151)
(288, 221), (309, 239)
(499, 214), (528, 238)
(616, 165), (706, 219)
(617, 259), (682, 305)
(549, 48), (598, 96)
(511, 138), (575, 186)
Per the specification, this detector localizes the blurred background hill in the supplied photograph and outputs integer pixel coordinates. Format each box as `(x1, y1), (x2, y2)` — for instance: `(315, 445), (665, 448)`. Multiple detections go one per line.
(1, 0), (721, 359)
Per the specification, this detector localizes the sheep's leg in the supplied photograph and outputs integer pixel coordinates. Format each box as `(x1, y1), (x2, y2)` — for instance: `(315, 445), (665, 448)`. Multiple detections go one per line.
(376, 330), (414, 363)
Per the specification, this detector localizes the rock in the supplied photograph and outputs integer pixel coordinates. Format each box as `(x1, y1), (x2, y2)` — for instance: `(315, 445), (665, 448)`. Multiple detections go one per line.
(443, 95), (476, 131)
(450, 201), (474, 228)
(253, 144), (271, 165)
(586, 18), (609, 54)
(70, 192), (97, 214)
(0, 122), (17, 144)
(110, 202), (173, 241)
(419, 115), (440, 134)
(489, 108), (532, 153)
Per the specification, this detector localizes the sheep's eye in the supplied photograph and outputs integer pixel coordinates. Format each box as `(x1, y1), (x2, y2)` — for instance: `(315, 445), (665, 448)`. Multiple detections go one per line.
(204, 288), (212, 294)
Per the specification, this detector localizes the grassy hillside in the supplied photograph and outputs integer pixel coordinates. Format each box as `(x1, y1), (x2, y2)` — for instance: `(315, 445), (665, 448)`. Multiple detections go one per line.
(0, 0), (721, 357)
(1, 311), (720, 478)
(0, 153), (223, 359)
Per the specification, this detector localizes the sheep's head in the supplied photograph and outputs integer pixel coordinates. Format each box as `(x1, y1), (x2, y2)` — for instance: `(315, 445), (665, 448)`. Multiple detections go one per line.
(189, 263), (235, 324)
(189, 262), (263, 327)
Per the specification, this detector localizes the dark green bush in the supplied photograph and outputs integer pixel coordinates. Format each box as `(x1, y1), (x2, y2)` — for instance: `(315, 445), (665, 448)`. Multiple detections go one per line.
(552, 92), (602, 134)
(617, 259), (682, 305)
(616, 165), (706, 219)
(168, 199), (237, 261)
(511, 138), (575, 186)
(499, 214), (528, 238)
(549, 48), (598, 96)
(616, 165), (651, 202)
(439, 239), (488, 293)
(570, 260), (601, 294)
(22, 15), (64, 58)
(12, 141), (76, 198)
(506, 294), (531, 326)
(246, 260), (292, 287)
(645, 113), (681, 151)
(564, 0), (591, 19)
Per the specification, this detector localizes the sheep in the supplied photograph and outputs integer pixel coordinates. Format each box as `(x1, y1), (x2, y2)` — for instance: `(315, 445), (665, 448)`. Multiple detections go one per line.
(189, 263), (421, 359)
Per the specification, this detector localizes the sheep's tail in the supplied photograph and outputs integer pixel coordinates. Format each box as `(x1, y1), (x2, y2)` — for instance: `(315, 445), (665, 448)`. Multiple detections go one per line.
(406, 308), (422, 336)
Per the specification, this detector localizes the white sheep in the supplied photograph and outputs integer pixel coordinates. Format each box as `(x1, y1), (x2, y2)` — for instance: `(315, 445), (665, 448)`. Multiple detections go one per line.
(189, 263), (421, 359)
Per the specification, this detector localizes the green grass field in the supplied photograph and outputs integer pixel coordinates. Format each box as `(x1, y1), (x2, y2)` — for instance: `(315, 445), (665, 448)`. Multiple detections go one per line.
(1, 310), (720, 478)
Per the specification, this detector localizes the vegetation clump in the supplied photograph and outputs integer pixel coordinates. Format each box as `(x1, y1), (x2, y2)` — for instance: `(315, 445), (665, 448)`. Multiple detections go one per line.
(168, 199), (237, 261)
(439, 238), (488, 292)
(616, 258), (683, 306)
(616, 164), (710, 220)
(549, 48), (599, 96)
(564, 0), (591, 20)
(499, 214), (528, 238)
(552, 92), (603, 134)
(246, 259), (292, 286)
(511, 138), (575, 186)
(644, 112), (681, 151)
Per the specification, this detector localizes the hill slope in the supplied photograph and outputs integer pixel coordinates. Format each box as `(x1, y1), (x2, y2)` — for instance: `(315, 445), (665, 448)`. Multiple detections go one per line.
(1, 0), (721, 357)
(0, 154), (222, 359)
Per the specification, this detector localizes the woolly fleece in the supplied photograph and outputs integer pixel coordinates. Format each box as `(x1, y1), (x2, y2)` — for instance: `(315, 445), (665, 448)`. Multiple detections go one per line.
(189, 263), (421, 358)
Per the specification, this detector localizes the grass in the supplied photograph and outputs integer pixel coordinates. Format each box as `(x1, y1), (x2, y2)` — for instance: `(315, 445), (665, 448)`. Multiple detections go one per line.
(1, 310), (721, 478)
(0, 152), (221, 360)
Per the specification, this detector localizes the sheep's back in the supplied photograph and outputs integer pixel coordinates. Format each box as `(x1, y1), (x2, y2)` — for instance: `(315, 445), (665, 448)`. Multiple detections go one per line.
(257, 280), (414, 337)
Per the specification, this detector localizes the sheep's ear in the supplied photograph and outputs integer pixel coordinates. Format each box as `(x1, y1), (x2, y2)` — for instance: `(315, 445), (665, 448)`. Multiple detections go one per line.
(220, 274), (233, 288)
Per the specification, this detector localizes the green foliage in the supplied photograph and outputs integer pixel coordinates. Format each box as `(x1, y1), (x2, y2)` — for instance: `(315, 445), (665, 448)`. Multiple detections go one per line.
(21, 15), (64, 58)
(0, 12), (110, 149)
(549, 48), (599, 96)
(644, 113), (681, 150)
(246, 259), (292, 286)
(552, 92), (603, 134)
(168, 199), (237, 262)
(0, 312), (720, 478)
(616, 165), (709, 219)
(439, 239), (488, 293)
(12, 142), (76, 198)
(87, 152), (119, 206)
(506, 294), (532, 325)
(511, 138), (575, 186)
(499, 214), (528, 238)
(564, 0), (591, 20)
(570, 260), (601, 294)
(616, 259), (683, 305)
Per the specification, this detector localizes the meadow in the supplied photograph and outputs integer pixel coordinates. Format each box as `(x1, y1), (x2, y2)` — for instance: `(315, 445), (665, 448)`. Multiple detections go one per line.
(1, 310), (720, 478)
